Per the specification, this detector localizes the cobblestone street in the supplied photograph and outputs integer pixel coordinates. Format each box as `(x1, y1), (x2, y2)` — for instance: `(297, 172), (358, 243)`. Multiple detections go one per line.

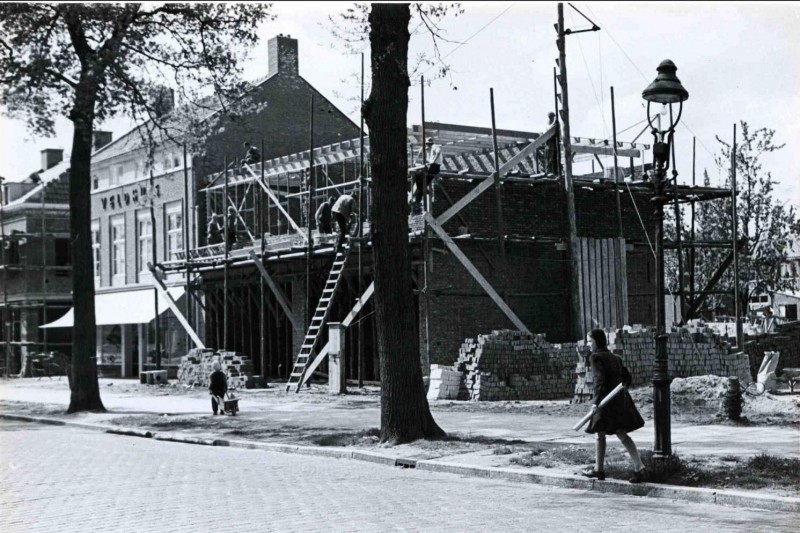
(1, 420), (794, 532)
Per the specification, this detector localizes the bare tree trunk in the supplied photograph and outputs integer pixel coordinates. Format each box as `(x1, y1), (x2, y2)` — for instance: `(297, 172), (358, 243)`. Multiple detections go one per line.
(364, 3), (444, 443)
(67, 83), (105, 413)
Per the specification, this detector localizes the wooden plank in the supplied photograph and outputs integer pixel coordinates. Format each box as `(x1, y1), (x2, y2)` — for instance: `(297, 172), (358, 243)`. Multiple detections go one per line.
(148, 264), (205, 349)
(597, 239), (608, 328)
(426, 213), (530, 334)
(578, 238), (587, 337)
(436, 174), (496, 227)
(619, 238), (629, 325)
(248, 250), (303, 333)
(342, 282), (374, 328)
(606, 239), (617, 329)
(572, 144), (642, 158)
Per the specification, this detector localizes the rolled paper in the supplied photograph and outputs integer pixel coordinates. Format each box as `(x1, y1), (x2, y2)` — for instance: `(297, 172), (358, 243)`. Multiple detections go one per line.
(573, 383), (625, 431)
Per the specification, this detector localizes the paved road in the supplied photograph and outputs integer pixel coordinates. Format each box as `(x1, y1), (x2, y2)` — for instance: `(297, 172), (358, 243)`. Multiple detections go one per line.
(0, 421), (794, 533)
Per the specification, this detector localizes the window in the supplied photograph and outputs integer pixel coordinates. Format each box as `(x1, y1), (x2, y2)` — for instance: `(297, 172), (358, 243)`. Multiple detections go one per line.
(137, 211), (152, 277)
(110, 215), (125, 283)
(54, 238), (71, 277)
(91, 221), (100, 280)
(165, 202), (183, 260)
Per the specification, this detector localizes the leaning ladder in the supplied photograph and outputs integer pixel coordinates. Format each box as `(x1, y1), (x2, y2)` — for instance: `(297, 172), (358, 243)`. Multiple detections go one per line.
(285, 242), (351, 392)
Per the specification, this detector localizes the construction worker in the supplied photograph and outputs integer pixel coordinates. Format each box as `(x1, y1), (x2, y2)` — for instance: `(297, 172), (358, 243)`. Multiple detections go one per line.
(316, 196), (335, 234)
(240, 141), (261, 167)
(537, 112), (558, 176)
(331, 192), (356, 249)
(206, 212), (224, 245)
(225, 206), (238, 252)
(410, 137), (442, 207)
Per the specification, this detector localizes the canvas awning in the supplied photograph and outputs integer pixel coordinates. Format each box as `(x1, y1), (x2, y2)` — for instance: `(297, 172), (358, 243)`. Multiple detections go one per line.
(40, 287), (185, 328)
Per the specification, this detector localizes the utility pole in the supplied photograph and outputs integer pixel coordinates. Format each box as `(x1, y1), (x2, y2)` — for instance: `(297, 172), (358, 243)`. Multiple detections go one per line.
(150, 168), (161, 369)
(1, 178), (8, 374)
(556, 3), (588, 341)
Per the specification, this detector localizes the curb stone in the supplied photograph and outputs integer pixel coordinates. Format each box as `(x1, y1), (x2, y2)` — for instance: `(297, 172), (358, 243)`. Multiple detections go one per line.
(3, 413), (798, 513)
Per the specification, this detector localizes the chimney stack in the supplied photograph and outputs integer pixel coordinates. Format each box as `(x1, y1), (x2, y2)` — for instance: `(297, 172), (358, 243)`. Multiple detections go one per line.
(40, 148), (63, 171)
(93, 131), (113, 151)
(268, 34), (299, 76)
(151, 86), (175, 118)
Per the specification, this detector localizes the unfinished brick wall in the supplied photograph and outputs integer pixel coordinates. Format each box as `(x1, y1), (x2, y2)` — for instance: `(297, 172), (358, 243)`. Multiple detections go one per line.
(419, 179), (658, 358)
(573, 326), (752, 402)
(422, 240), (570, 362)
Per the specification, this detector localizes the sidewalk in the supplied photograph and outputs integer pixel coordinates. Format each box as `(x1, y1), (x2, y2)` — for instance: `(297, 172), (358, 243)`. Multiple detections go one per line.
(1, 377), (798, 512)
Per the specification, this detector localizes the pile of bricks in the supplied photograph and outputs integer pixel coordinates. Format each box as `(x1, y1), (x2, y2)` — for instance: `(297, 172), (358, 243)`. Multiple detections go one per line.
(426, 364), (467, 400)
(178, 348), (253, 390)
(454, 330), (579, 401)
(573, 325), (752, 403)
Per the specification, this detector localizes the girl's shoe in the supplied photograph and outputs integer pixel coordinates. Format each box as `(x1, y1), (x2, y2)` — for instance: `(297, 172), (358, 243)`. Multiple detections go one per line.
(629, 469), (647, 484)
(581, 467), (606, 481)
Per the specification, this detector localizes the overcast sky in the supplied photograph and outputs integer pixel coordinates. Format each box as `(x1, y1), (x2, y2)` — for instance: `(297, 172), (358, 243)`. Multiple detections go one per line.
(2, 1), (798, 208)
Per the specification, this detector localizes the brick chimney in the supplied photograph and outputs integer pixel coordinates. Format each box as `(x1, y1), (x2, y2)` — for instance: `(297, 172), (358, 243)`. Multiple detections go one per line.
(40, 148), (63, 171)
(268, 34), (299, 76)
(150, 86), (175, 118)
(93, 131), (113, 151)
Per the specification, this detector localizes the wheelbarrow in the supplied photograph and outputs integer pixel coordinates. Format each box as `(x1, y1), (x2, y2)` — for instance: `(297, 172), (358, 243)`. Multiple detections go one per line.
(212, 391), (239, 416)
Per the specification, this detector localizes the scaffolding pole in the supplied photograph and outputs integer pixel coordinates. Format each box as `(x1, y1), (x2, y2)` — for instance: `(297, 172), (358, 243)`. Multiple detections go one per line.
(223, 157), (229, 350)
(358, 52), (365, 388)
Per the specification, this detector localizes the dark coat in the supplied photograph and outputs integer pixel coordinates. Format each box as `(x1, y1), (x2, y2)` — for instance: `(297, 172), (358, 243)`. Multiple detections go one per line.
(209, 369), (228, 397)
(585, 348), (644, 434)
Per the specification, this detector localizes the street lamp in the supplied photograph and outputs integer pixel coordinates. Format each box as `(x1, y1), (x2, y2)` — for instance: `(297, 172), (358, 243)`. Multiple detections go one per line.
(642, 59), (689, 458)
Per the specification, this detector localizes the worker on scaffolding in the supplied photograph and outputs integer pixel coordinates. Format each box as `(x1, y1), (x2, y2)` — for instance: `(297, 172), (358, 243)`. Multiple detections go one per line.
(409, 137), (442, 211)
(536, 112), (559, 176)
(225, 206), (239, 252)
(315, 196), (335, 235)
(206, 212), (224, 246)
(331, 192), (356, 249)
(240, 141), (262, 168)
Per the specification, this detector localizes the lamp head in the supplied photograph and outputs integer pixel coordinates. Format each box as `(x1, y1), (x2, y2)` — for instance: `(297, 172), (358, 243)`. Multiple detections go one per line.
(642, 59), (689, 104)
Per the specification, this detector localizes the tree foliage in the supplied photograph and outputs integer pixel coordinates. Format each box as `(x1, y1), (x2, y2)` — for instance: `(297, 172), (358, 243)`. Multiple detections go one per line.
(667, 122), (797, 317)
(325, 2), (463, 114)
(0, 3), (272, 412)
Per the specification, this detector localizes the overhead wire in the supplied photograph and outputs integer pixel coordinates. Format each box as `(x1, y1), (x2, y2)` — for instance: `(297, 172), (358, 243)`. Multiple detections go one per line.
(419, 2), (517, 77)
(568, 8), (608, 139)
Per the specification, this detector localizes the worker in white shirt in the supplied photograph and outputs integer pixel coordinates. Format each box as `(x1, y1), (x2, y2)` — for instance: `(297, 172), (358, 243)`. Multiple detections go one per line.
(410, 137), (443, 206)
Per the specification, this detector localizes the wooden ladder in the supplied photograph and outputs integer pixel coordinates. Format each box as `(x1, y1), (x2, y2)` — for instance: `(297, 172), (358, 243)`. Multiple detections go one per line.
(285, 242), (350, 392)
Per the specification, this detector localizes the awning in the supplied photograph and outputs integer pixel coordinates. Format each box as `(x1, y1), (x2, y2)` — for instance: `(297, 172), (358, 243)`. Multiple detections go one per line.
(40, 287), (185, 328)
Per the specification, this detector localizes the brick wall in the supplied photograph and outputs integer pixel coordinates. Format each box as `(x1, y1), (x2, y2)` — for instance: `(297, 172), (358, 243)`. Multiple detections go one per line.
(421, 179), (657, 359)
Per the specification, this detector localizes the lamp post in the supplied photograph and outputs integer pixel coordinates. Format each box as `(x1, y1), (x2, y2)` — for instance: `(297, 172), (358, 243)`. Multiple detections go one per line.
(642, 59), (689, 458)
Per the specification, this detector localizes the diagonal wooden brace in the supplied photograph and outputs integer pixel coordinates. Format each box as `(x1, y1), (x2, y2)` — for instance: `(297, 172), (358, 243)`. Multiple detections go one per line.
(248, 250), (303, 334)
(425, 213), (531, 334)
(148, 263), (206, 349)
(297, 282), (375, 389)
(251, 170), (308, 242)
(436, 123), (557, 227)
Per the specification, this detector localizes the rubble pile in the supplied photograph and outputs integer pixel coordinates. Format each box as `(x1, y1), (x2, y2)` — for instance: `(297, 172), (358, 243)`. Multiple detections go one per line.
(454, 330), (578, 401)
(178, 348), (253, 389)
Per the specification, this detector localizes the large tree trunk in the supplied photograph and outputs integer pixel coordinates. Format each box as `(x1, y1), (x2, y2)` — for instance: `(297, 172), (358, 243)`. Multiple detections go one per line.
(67, 82), (105, 413)
(365, 3), (444, 444)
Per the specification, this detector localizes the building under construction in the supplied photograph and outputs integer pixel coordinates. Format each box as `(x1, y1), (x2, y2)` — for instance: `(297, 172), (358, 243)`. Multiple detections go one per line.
(160, 120), (732, 389)
(0, 150), (73, 375)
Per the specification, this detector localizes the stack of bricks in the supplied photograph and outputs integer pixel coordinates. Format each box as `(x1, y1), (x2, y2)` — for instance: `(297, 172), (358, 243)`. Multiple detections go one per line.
(178, 348), (253, 390)
(455, 330), (579, 401)
(572, 325), (752, 403)
(426, 364), (467, 400)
